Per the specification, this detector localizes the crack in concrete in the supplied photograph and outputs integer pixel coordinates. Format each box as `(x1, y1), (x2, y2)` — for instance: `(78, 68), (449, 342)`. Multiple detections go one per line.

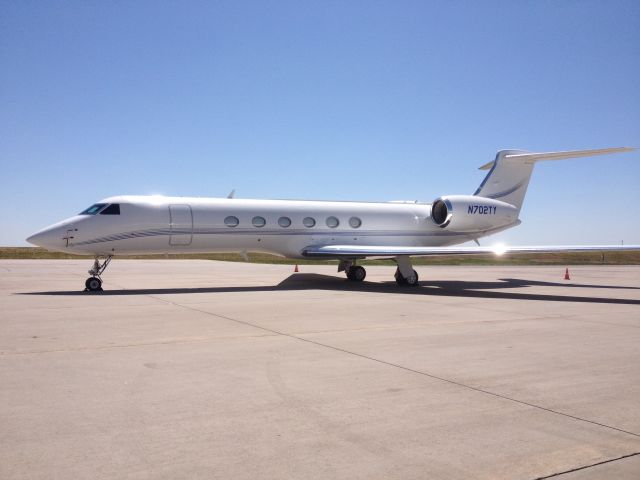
(531, 451), (640, 479)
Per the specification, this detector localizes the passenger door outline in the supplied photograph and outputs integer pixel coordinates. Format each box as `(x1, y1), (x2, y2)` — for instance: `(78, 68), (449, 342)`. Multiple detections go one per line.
(169, 204), (193, 246)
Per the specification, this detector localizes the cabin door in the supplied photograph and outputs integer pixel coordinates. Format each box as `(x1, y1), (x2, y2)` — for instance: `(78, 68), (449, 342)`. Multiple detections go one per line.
(169, 204), (193, 246)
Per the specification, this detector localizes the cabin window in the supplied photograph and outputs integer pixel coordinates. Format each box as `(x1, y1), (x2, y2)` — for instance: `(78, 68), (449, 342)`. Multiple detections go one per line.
(224, 216), (239, 227)
(303, 217), (316, 228)
(349, 217), (361, 228)
(326, 216), (339, 228)
(100, 204), (120, 215)
(278, 216), (291, 228)
(79, 203), (107, 215)
(252, 216), (266, 228)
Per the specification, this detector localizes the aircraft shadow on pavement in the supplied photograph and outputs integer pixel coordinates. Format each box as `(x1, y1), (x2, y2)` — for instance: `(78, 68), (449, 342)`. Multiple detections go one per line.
(20, 273), (640, 305)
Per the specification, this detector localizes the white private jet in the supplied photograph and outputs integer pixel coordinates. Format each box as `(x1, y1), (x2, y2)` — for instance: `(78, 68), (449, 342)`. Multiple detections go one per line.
(27, 147), (638, 291)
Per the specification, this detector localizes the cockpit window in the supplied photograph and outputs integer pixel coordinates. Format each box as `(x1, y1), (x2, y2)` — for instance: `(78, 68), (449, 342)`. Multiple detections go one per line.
(100, 204), (120, 215)
(79, 203), (107, 215)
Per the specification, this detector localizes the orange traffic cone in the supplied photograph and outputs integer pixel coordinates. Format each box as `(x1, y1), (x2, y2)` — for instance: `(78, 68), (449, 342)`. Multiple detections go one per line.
(294, 264), (299, 273)
(564, 268), (570, 280)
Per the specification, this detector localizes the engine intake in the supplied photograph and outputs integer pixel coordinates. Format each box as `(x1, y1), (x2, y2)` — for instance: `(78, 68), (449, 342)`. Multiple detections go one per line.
(431, 198), (452, 227)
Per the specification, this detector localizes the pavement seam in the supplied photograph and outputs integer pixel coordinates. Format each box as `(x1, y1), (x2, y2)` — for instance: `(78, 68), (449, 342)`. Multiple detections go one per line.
(147, 295), (640, 440)
(530, 451), (640, 479)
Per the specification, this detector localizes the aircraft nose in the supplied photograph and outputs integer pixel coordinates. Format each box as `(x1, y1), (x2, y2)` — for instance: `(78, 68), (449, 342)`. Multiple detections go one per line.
(26, 227), (62, 249)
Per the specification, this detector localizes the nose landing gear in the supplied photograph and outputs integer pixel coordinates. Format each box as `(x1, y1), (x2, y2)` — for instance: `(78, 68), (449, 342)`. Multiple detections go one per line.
(84, 256), (112, 292)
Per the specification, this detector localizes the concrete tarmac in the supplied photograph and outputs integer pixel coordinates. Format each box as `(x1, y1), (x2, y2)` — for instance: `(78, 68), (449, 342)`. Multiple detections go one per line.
(1, 260), (639, 479)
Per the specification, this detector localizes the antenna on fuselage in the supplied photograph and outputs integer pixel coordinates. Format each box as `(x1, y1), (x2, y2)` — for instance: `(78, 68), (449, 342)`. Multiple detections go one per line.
(227, 189), (236, 199)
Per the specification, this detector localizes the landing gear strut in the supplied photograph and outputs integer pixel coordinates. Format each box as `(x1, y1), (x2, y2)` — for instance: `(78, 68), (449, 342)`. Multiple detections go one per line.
(85, 256), (112, 292)
(394, 256), (419, 287)
(339, 260), (366, 282)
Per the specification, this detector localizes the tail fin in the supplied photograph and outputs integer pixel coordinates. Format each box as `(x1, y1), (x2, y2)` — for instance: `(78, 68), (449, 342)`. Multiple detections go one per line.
(473, 147), (635, 213)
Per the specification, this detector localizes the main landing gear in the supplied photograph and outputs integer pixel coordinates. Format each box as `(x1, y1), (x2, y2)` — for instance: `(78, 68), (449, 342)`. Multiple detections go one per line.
(394, 268), (419, 286)
(394, 255), (419, 287)
(85, 256), (112, 292)
(338, 256), (420, 286)
(339, 260), (367, 282)
(347, 265), (367, 282)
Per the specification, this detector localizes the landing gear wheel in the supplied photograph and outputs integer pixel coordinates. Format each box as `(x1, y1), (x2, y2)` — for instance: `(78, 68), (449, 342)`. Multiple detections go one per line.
(346, 266), (366, 282)
(395, 268), (419, 287)
(85, 276), (103, 292)
(84, 256), (112, 292)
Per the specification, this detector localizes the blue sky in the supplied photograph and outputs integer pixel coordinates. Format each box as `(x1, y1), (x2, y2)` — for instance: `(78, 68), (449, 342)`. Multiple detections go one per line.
(1, 1), (639, 246)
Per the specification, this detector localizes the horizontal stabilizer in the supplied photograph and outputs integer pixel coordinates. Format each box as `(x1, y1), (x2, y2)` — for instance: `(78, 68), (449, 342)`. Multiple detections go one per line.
(479, 147), (635, 170)
(303, 244), (640, 258)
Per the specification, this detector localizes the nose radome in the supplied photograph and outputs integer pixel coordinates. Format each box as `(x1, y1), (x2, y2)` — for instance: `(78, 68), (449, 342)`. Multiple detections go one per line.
(26, 224), (73, 250)
(27, 216), (83, 251)
(26, 232), (40, 246)
(26, 228), (57, 248)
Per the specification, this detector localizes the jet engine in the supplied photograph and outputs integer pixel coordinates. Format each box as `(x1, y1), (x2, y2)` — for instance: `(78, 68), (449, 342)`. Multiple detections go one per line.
(430, 195), (518, 232)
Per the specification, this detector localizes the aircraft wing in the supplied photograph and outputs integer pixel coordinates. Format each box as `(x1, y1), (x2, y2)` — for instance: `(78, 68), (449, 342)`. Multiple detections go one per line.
(302, 244), (640, 258)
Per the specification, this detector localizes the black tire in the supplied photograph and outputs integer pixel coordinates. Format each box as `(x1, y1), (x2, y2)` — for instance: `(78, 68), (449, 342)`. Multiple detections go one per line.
(406, 269), (419, 286)
(395, 268), (419, 287)
(351, 266), (366, 282)
(85, 277), (102, 292)
(394, 268), (407, 286)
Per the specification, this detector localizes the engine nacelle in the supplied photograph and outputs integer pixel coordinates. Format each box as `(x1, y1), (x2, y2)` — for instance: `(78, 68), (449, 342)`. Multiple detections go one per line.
(431, 195), (518, 232)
